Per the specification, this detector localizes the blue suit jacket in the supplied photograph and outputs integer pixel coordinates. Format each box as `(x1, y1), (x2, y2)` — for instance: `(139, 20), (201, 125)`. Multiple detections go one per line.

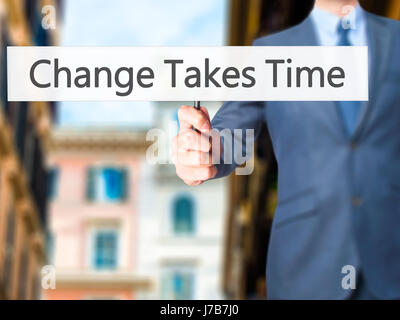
(212, 11), (400, 299)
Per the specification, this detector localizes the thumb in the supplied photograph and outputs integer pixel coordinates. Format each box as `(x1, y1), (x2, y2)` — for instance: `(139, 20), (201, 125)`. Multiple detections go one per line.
(199, 106), (211, 123)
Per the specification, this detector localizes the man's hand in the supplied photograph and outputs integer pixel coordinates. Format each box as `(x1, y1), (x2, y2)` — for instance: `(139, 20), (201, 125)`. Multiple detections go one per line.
(171, 105), (220, 186)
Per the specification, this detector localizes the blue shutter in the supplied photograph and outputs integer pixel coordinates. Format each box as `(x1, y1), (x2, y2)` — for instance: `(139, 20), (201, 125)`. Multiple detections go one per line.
(103, 168), (122, 200)
(102, 167), (128, 201)
(86, 167), (96, 201)
(120, 168), (128, 201)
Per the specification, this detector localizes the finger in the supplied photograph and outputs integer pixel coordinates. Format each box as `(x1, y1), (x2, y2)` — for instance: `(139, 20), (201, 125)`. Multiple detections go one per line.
(177, 129), (211, 152)
(176, 165), (217, 181)
(199, 106), (210, 121)
(178, 105), (211, 132)
(182, 179), (203, 186)
(173, 149), (213, 167)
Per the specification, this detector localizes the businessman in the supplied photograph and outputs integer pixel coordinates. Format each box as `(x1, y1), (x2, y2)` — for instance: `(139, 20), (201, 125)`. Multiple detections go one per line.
(171, 0), (400, 299)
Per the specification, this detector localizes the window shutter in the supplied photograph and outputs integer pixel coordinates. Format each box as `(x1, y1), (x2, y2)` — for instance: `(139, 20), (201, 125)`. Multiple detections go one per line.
(86, 167), (96, 201)
(120, 168), (129, 201)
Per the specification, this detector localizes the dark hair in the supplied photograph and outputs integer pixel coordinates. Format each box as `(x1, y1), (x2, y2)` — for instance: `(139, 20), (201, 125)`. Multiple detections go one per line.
(257, 0), (315, 36)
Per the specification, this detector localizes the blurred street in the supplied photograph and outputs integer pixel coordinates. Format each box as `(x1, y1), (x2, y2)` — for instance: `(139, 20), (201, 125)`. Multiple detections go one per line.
(0, 0), (399, 300)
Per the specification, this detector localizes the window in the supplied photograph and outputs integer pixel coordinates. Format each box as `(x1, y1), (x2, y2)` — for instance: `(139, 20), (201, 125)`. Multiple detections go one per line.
(92, 230), (118, 270)
(86, 166), (128, 203)
(161, 267), (195, 300)
(47, 167), (59, 200)
(172, 195), (195, 235)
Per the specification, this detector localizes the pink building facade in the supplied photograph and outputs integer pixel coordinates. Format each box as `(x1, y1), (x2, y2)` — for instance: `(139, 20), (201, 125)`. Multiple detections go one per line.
(44, 129), (151, 300)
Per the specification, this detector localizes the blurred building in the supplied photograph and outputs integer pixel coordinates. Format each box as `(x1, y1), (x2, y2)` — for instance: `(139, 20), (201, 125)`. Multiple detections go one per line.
(47, 104), (228, 300)
(45, 129), (151, 299)
(136, 102), (227, 300)
(43, 0), (227, 300)
(0, 0), (58, 300)
(223, 0), (400, 300)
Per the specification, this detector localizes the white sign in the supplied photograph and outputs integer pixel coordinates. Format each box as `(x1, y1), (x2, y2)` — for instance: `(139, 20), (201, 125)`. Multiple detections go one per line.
(7, 46), (368, 101)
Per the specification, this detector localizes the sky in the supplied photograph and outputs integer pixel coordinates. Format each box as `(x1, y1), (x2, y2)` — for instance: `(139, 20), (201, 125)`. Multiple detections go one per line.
(58, 0), (228, 128)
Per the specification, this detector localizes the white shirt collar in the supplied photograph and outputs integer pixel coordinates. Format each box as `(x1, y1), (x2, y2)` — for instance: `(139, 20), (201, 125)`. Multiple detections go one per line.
(311, 4), (367, 46)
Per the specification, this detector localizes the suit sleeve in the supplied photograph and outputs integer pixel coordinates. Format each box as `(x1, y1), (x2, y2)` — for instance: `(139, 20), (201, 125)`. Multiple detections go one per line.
(211, 100), (266, 179)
